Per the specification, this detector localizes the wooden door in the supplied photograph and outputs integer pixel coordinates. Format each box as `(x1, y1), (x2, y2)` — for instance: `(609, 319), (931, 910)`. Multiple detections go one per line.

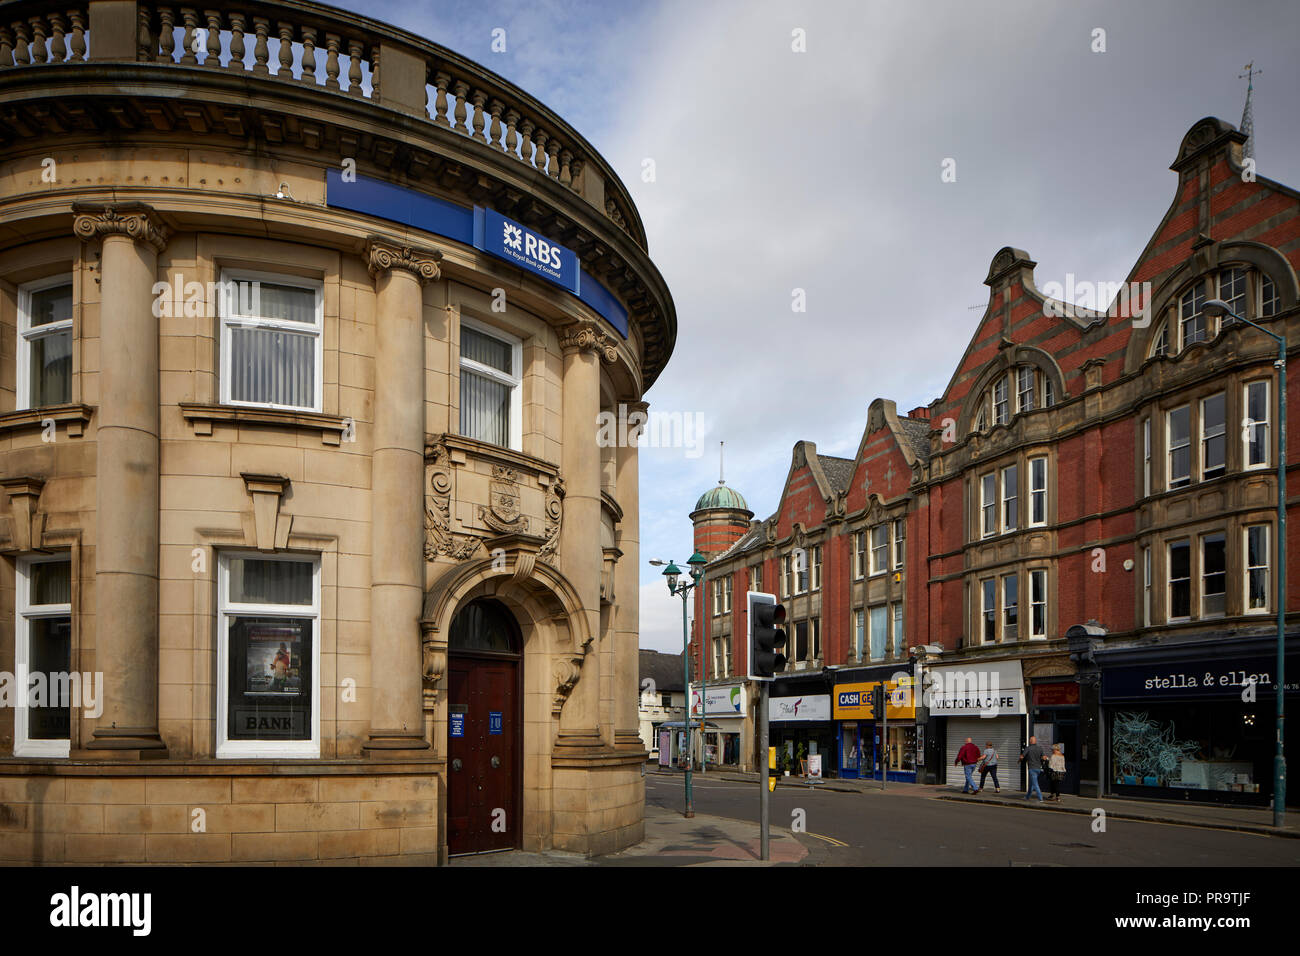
(447, 655), (519, 854)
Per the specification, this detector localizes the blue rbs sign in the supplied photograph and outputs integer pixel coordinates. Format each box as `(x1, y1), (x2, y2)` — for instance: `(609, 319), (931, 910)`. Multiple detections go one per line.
(474, 207), (580, 294)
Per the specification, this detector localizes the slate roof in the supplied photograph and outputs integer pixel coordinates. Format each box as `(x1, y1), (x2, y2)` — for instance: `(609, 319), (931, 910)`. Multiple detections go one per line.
(898, 416), (933, 462)
(640, 649), (685, 692)
(817, 454), (856, 494)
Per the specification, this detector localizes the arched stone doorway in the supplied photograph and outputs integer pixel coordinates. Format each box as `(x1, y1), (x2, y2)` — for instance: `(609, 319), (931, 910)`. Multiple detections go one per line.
(446, 598), (523, 855)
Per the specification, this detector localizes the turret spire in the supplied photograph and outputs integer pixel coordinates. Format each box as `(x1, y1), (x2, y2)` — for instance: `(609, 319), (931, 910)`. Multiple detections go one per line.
(1239, 61), (1260, 163)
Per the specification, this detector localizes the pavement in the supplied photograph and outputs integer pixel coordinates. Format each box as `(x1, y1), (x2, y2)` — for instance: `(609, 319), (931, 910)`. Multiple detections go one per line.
(680, 767), (1300, 839)
(449, 793), (817, 867)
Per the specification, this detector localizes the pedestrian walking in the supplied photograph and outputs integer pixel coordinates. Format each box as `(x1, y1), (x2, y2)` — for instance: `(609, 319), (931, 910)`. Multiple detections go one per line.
(1047, 743), (1066, 801)
(1019, 735), (1046, 801)
(955, 736), (982, 793)
(977, 740), (1000, 793)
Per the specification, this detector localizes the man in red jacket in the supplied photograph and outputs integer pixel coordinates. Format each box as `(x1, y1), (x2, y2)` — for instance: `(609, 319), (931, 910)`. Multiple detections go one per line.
(955, 737), (982, 793)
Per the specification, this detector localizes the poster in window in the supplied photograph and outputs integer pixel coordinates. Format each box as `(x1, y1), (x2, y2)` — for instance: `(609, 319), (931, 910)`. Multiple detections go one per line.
(245, 625), (303, 697)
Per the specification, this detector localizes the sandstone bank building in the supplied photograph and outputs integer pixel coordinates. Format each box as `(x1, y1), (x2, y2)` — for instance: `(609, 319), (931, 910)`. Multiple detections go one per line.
(0, 0), (675, 863)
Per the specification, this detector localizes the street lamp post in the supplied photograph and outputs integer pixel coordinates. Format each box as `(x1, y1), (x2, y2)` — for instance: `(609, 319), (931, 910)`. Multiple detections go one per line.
(652, 552), (708, 817)
(1204, 298), (1287, 826)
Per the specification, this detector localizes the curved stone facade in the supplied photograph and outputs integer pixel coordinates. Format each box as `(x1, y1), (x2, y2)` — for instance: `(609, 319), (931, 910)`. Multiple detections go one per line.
(0, 0), (674, 863)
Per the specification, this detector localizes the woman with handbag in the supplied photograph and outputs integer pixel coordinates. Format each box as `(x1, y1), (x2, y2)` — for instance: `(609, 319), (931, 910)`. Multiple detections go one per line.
(1047, 743), (1066, 801)
(977, 740), (1000, 793)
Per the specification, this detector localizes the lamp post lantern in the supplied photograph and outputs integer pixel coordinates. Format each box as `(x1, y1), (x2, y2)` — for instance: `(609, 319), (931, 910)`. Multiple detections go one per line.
(651, 552), (708, 818)
(1204, 297), (1287, 826)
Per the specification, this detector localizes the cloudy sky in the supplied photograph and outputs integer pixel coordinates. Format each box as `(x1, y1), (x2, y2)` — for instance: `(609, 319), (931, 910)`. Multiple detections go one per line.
(363, 0), (1300, 652)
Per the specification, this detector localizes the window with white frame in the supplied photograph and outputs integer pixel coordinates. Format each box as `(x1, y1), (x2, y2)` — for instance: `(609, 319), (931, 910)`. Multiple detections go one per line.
(217, 553), (320, 758)
(460, 320), (522, 449)
(14, 556), (72, 757)
(1245, 525), (1269, 613)
(1259, 273), (1279, 317)
(992, 376), (1009, 425)
(1001, 464), (1018, 532)
(711, 579), (722, 616)
(1016, 365), (1035, 413)
(810, 617), (821, 661)
(854, 531), (866, 579)
(220, 271), (322, 411)
(793, 620), (808, 663)
(870, 525), (888, 575)
(1179, 283), (1208, 349)
(1167, 406), (1191, 489)
(1029, 570), (1047, 638)
(1029, 457), (1047, 526)
(1142, 418), (1152, 496)
(1002, 574), (1018, 641)
(1200, 393), (1225, 481)
(893, 519), (905, 570)
(869, 605), (887, 660)
(810, 547), (822, 591)
(782, 554), (794, 597)
(724, 574), (732, 613)
(1150, 322), (1169, 359)
(1218, 268), (1247, 325)
(795, 550), (809, 594)
(980, 579), (995, 644)
(1201, 533), (1226, 617)
(1244, 380), (1270, 469)
(854, 609), (865, 659)
(1142, 546), (1152, 627)
(1167, 540), (1191, 621)
(891, 601), (903, 657)
(980, 473), (997, 538)
(17, 277), (73, 410)
(749, 563), (763, 594)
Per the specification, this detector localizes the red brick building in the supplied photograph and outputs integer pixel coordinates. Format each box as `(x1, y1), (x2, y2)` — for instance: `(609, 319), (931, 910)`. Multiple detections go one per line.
(689, 115), (1300, 803)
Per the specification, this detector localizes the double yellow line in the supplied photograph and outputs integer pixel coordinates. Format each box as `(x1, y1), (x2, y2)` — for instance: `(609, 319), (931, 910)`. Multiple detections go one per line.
(802, 831), (849, 847)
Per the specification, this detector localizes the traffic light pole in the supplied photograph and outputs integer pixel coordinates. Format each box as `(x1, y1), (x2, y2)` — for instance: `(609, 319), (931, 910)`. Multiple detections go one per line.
(880, 681), (888, 792)
(759, 680), (770, 861)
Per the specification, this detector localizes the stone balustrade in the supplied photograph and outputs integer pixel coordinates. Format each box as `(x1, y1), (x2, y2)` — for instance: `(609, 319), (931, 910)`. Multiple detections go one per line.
(0, 0), (639, 246)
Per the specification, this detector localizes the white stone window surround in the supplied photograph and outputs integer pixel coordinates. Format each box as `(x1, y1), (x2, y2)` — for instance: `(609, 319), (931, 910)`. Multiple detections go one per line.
(218, 268), (324, 413)
(14, 554), (73, 758)
(215, 550), (321, 759)
(16, 274), (74, 411)
(459, 314), (523, 451)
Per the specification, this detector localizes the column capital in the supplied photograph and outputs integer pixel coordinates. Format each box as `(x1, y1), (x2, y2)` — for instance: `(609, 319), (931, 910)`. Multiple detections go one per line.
(559, 321), (617, 363)
(72, 202), (169, 253)
(365, 237), (442, 283)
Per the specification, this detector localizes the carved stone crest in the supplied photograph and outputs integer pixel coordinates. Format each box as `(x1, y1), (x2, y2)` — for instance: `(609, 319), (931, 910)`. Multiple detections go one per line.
(479, 465), (528, 534)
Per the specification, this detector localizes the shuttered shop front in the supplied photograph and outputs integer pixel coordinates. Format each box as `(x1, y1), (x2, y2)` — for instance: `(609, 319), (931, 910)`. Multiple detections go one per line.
(945, 717), (1022, 789)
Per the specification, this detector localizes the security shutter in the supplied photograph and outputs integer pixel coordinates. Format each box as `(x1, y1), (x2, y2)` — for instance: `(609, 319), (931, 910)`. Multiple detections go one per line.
(945, 717), (1023, 790)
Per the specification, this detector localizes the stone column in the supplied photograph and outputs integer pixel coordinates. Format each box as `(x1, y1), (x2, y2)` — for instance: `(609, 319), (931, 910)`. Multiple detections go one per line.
(363, 239), (441, 754)
(614, 400), (647, 748)
(555, 323), (614, 744)
(74, 203), (169, 755)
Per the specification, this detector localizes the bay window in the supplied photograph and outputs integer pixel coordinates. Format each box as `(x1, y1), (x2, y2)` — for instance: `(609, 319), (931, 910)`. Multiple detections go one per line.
(1244, 380), (1269, 469)
(1001, 464), (1018, 532)
(1200, 393), (1225, 480)
(1002, 573), (1018, 641)
(1245, 525), (1269, 613)
(980, 473), (997, 538)
(871, 525), (888, 575)
(220, 272), (322, 411)
(17, 277), (73, 409)
(1167, 406), (1191, 489)
(1029, 570), (1047, 638)
(1029, 457), (1047, 526)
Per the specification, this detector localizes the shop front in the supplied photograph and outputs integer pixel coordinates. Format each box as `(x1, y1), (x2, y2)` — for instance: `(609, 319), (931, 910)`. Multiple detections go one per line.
(833, 664), (918, 782)
(928, 659), (1027, 790)
(768, 681), (835, 777)
(1029, 679), (1082, 795)
(691, 682), (749, 769)
(1098, 637), (1300, 806)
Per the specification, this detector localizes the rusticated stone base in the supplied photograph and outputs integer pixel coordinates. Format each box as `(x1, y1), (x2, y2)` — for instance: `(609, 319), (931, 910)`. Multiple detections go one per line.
(549, 753), (646, 857)
(0, 760), (444, 865)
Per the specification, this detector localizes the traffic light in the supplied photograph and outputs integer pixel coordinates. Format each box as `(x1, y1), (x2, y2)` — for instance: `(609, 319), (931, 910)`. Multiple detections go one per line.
(870, 684), (884, 717)
(747, 591), (787, 680)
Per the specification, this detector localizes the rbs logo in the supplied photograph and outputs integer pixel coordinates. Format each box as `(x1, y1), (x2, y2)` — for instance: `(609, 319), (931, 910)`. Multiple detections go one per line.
(502, 220), (563, 270)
